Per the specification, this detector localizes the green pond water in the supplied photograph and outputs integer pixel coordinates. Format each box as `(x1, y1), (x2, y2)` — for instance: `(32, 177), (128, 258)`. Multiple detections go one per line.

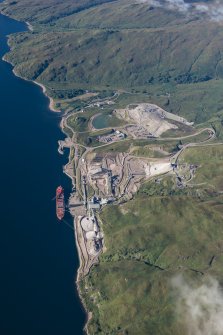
(92, 113), (113, 129)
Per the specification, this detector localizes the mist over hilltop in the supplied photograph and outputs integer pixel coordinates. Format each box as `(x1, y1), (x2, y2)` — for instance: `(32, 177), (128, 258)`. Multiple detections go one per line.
(172, 275), (223, 335)
(139, 0), (223, 21)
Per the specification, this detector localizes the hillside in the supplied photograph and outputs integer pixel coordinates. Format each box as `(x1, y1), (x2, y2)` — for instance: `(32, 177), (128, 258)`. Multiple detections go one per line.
(2, 0), (223, 124)
(0, 0), (116, 24)
(2, 1), (223, 334)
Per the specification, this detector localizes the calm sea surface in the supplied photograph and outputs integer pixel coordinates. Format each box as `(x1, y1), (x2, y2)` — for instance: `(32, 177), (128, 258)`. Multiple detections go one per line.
(0, 13), (85, 335)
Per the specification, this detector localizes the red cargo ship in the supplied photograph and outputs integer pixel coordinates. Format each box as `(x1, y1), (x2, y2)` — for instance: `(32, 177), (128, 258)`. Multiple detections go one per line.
(56, 186), (65, 220)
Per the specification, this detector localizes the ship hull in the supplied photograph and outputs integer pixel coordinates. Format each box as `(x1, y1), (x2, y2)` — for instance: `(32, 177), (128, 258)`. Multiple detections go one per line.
(56, 186), (65, 220)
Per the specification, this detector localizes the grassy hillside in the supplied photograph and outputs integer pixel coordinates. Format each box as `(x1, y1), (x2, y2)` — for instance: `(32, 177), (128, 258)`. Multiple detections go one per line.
(53, 0), (191, 29)
(179, 145), (223, 189)
(2, 0), (223, 123)
(2, 1), (223, 334)
(82, 146), (223, 334)
(0, 0), (116, 24)
(6, 22), (223, 85)
(83, 188), (223, 334)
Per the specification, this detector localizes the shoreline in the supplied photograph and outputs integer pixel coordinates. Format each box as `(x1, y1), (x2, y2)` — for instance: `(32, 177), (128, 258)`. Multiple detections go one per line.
(2, 52), (61, 113)
(8, 55), (92, 333)
(1, 15), (90, 333)
(64, 155), (92, 334)
(33, 70), (92, 334)
(73, 217), (92, 335)
(33, 80), (61, 113)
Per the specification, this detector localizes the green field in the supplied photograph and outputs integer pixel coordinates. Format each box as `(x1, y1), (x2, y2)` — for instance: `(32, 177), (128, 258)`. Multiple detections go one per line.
(2, 0), (223, 334)
(67, 113), (91, 132)
(82, 144), (223, 334)
(83, 191), (223, 334)
(2, 0), (223, 123)
(179, 145), (223, 191)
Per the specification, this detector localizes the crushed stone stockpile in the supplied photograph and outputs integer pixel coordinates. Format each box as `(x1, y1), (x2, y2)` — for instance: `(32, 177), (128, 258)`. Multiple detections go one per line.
(115, 103), (192, 137)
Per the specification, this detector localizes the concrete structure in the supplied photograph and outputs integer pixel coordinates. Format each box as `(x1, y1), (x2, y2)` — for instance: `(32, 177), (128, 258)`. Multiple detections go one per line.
(81, 216), (94, 232)
(88, 202), (100, 210)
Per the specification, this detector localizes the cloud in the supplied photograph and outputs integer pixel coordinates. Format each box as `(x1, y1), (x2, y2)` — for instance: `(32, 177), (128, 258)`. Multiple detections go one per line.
(138, 0), (223, 22)
(172, 275), (223, 335)
(194, 1), (223, 21)
(139, 0), (189, 12)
